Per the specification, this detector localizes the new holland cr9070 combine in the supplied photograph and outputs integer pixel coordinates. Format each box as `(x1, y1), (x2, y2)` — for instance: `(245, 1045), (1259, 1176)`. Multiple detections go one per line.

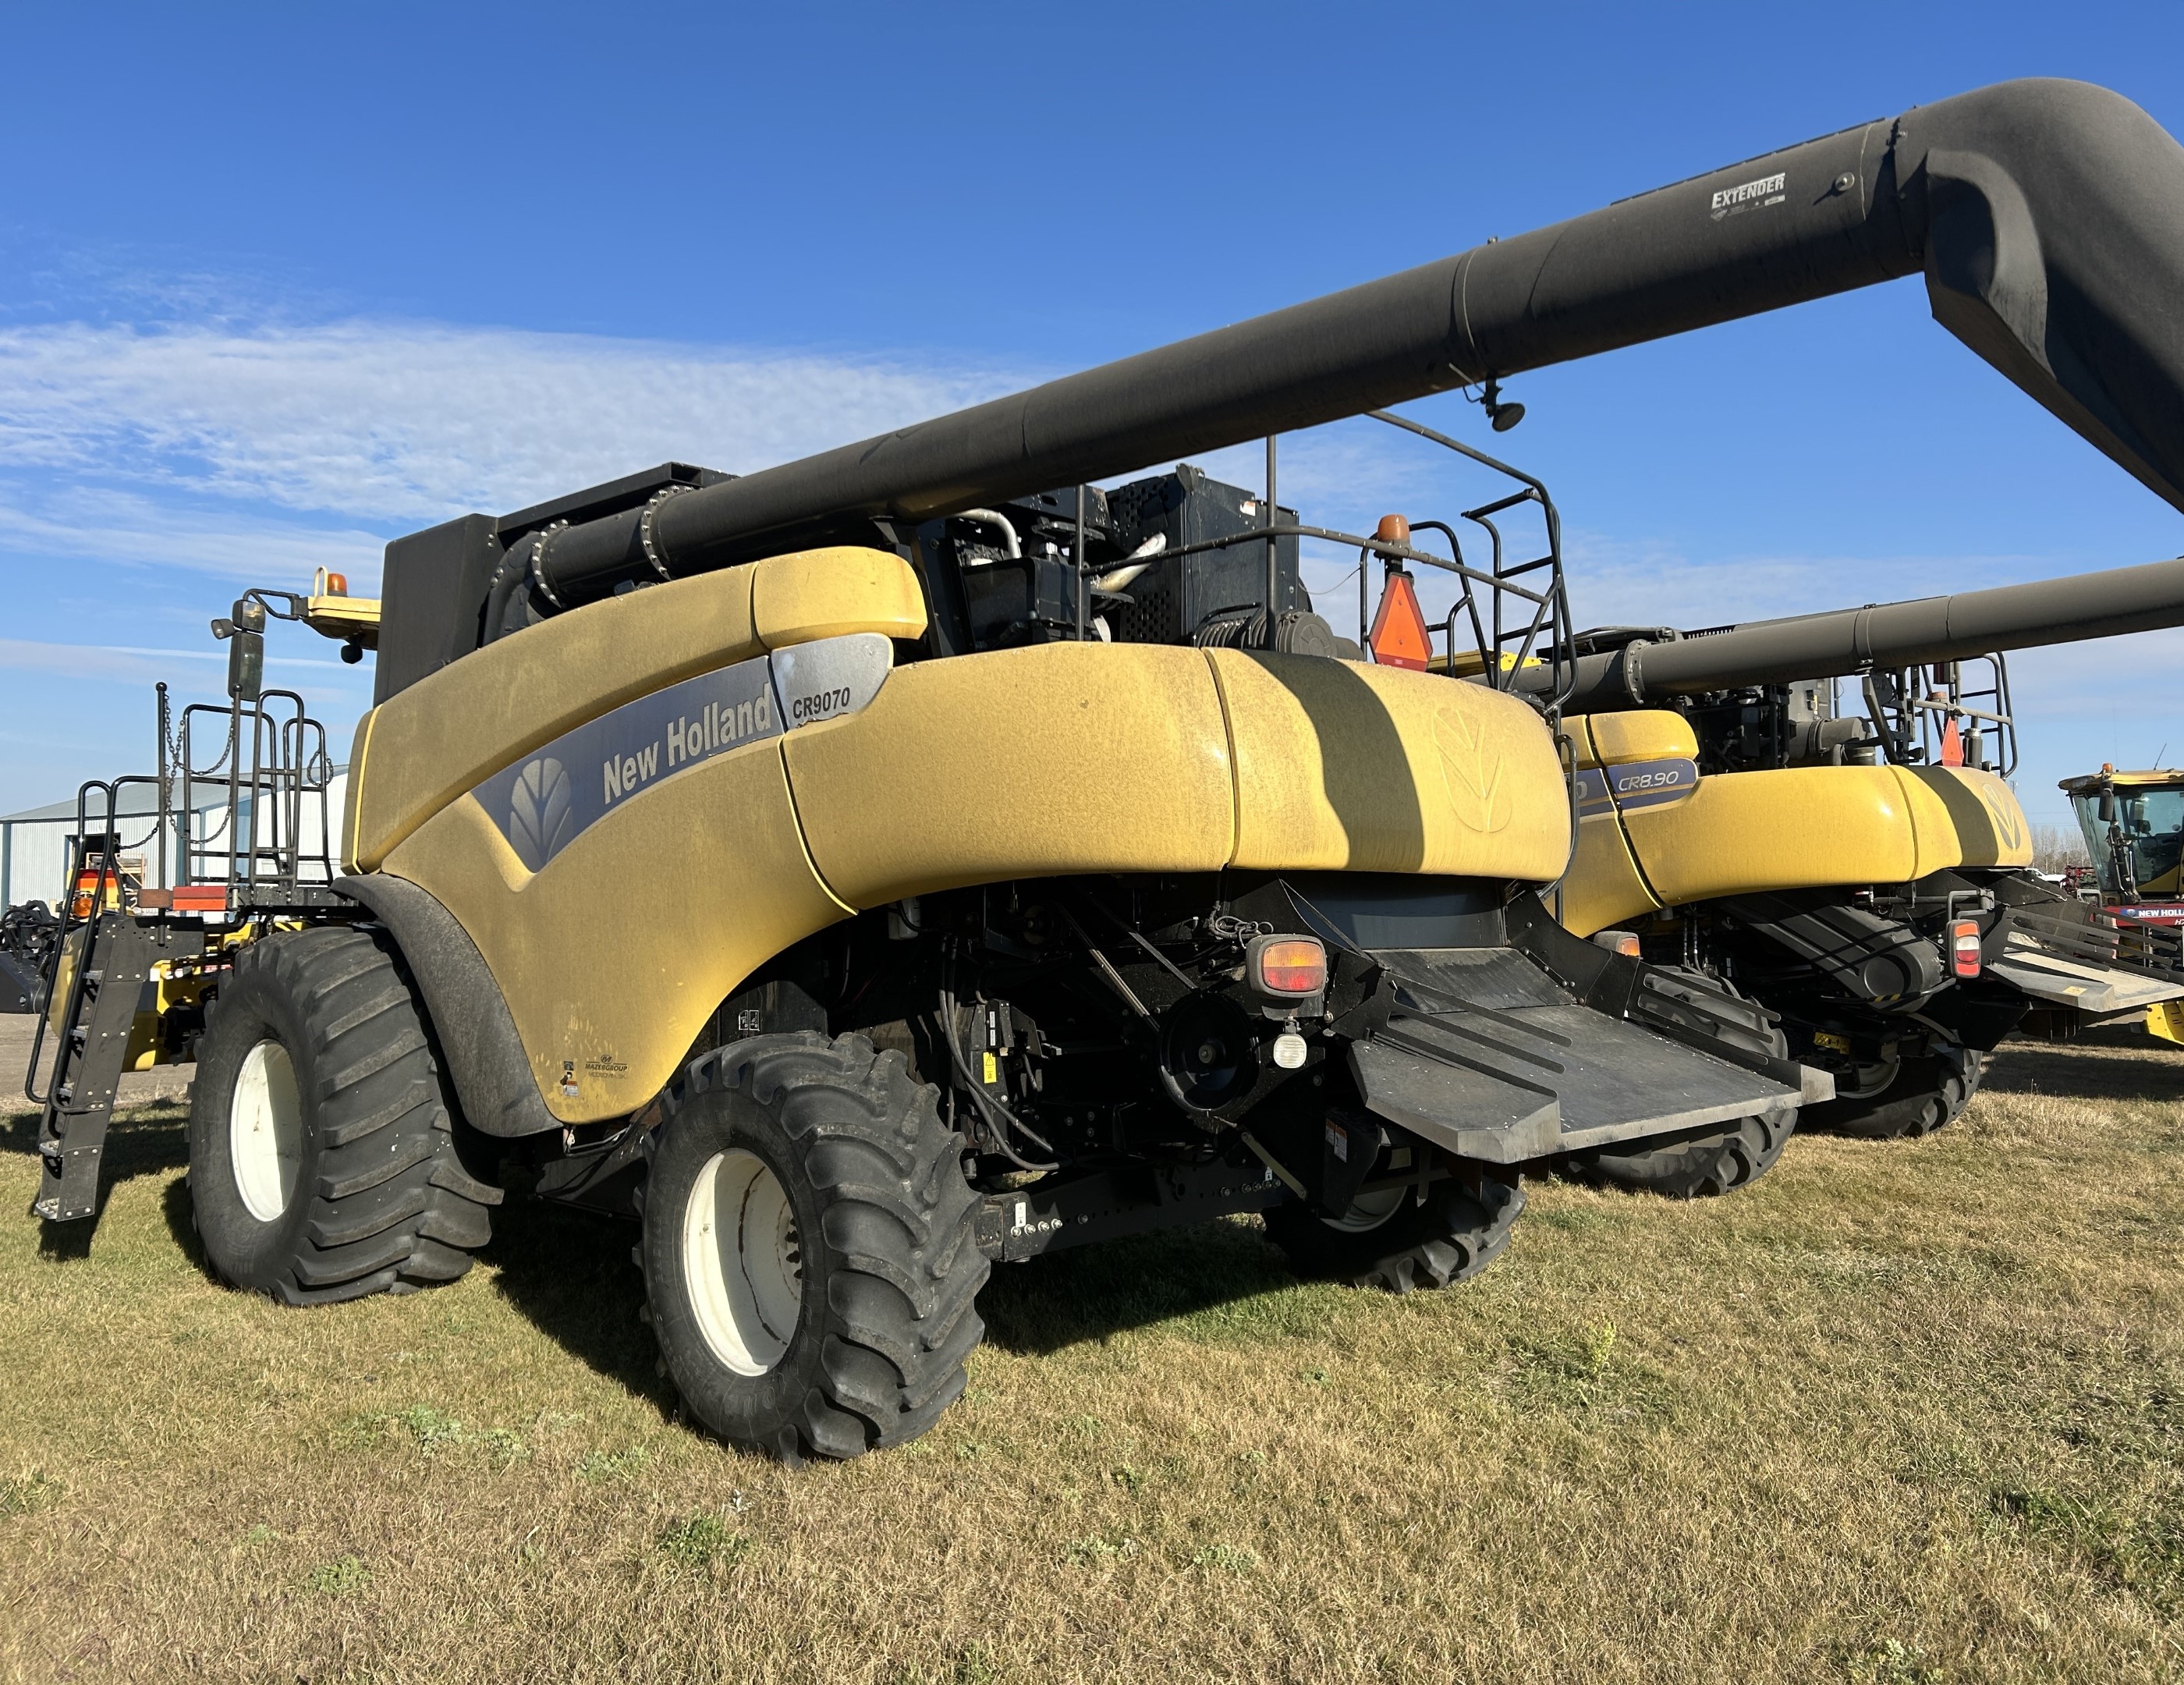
(26, 77), (2184, 1462)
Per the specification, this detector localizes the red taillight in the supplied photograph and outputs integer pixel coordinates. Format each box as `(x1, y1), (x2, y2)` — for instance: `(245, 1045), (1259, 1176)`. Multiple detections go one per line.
(1950, 918), (1982, 979)
(1254, 937), (1328, 996)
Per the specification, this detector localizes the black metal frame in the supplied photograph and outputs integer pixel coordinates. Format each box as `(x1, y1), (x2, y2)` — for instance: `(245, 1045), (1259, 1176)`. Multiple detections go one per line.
(1860, 652), (2018, 776)
(1065, 411), (1573, 711)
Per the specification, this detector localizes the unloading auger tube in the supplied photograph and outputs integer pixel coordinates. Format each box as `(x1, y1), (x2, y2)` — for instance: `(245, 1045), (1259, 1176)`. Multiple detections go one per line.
(1548, 554), (2184, 714)
(493, 77), (2184, 621)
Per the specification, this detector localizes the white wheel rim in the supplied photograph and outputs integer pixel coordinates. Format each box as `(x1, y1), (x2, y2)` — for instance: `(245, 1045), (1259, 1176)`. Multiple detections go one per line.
(1325, 1184), (1406, 1233)
(682, 1148), (803, 1377)
(229, 1039), (303, 1222)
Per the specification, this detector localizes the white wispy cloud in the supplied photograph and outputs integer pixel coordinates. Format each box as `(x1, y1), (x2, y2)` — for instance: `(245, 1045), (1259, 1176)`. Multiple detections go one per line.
(0, 317), (1026, 526)
(0, 637), (356, 683)
(0, 484), (385, 584)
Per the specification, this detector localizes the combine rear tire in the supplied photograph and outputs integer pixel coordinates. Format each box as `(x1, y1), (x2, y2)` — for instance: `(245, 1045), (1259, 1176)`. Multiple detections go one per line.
(1264, 1176), (1523, 1293)
(1802, 1046), (1987, 1140)
(1570, 1105), (1796, 1199)
(639, 1032), (987, 1463)
(186, 926), (500, 1304)
(1572, 965), (1798, 1198)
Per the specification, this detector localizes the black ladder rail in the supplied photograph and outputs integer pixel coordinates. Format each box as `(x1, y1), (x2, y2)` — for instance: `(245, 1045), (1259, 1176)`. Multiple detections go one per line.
(30, 910), (160, 1223)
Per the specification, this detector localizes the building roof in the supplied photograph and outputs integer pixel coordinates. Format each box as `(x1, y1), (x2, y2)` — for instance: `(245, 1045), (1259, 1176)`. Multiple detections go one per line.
(1, 768), (347, 826)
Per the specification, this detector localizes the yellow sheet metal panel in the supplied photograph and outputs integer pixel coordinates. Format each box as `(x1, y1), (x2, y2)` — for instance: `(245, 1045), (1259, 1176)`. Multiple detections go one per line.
(1571, 710), (1698, 769)
(1623, 766), (1928, 904)
(784, 642), (1236, 907)
(1561, 807), (1662, 936)
(1902, 768), (2034, 868)
(350, 546), (927, 873)
(349, 563), (763, 871)
(340, 709), (374, 873)
(382, 742), (850, 1123)
(751, 547), (928, 648)
(1209, 651), (1570, 881)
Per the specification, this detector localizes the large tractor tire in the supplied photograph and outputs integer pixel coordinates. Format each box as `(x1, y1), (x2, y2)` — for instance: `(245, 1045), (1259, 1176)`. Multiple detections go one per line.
(1569, 967), (1797, 1199)
(1569, 1106), (1796, 1199)
(1264, 1176), (1523, 1293)
(639, 1032), (988, 1463)
(186, 925), (500, 1304)
(1801, 1045), (1987, 1140)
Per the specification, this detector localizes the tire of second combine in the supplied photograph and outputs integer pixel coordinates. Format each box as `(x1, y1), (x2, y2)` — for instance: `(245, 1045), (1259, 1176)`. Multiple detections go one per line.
(639, 1031), (989, 1463)
(1799, 1045), (1988, 1140)
(1264, 1175), (1524, 1293)
(186, 924), (501, 1304)
(1572, 967), (1798, 1199)
(1572, 1105), (1797, 1199)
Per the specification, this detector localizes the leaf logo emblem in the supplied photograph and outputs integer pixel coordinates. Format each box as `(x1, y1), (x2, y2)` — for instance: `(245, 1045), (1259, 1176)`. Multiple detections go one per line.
(1433, 707), (1511, 835)
(508, 756), (573, 871)
(1979, 782), (2025, 853)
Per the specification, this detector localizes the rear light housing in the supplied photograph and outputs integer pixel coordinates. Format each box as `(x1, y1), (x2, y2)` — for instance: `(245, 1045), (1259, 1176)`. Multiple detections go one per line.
(1949, 917), (1983, 979)
(1591, 929), (1642, 958)
(1245, 934), (1328, 1016)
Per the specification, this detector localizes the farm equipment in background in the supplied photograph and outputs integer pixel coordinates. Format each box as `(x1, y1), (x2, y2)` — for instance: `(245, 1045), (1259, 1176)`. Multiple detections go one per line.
(26, 76), (2184, 1465)
(0, 900), (59, 1014)
(2059, 764), (2184, 1043)
(2061, 766), (2184, 924)
(19, 585), (360, 1221)
(1540, 561), (2184, 1149)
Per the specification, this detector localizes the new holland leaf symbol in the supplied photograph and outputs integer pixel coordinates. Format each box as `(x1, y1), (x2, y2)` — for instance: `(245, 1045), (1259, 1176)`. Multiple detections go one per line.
(1432, 708), (1512, 835)
(1980, 782), (2026, 853)
(509, 757), (573, 871)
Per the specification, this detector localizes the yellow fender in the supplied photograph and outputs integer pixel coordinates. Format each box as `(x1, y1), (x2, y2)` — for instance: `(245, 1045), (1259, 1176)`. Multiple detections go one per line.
(1559, 710), (2034, 938)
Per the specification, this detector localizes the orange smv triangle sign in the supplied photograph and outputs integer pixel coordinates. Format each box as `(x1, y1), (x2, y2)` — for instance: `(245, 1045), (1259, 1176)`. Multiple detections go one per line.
(1369, 570), (1432, 670)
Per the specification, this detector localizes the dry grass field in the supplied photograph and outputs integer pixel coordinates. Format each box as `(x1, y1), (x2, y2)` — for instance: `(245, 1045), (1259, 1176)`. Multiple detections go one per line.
(0, 1030), (2179, 1683)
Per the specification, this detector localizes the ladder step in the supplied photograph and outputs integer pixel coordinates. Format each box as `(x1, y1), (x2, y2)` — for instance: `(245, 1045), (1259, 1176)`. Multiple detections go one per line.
(33, 1145), (105, 1223)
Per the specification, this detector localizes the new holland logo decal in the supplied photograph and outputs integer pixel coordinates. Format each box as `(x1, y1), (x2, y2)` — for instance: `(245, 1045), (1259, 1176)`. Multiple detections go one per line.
(505, 756), (573, 866)
(472, 632), (892, 874)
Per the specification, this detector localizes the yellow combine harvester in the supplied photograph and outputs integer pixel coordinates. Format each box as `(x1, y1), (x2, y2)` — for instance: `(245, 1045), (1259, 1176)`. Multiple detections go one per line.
(1535, 569), (2184, 1187)
(24, 77), (2184, 1462)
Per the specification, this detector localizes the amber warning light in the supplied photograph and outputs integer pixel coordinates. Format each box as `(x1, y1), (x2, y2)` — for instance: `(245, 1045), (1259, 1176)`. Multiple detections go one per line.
(1253, 937), (1328, 996)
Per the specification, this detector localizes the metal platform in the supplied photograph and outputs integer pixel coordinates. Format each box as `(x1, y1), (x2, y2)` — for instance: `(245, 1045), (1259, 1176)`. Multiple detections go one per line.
(1347, 946), (1821, 1165)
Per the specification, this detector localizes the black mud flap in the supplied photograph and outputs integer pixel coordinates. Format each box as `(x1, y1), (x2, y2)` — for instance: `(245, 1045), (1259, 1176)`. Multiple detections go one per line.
(1339, 896), (1831, 1166)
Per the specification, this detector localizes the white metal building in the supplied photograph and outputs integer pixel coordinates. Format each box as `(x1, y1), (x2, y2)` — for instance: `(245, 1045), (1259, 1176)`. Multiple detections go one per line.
(0, 770), (349, 910)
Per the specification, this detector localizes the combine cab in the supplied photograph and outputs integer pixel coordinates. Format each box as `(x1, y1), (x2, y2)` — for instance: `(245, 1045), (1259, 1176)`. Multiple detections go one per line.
(2060, 765), (2184, 1043)
(2062, 767), (2184, 925)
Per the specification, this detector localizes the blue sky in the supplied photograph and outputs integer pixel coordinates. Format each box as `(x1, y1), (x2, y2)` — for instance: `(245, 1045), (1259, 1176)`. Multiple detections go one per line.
(4, 2), (2182, 838)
